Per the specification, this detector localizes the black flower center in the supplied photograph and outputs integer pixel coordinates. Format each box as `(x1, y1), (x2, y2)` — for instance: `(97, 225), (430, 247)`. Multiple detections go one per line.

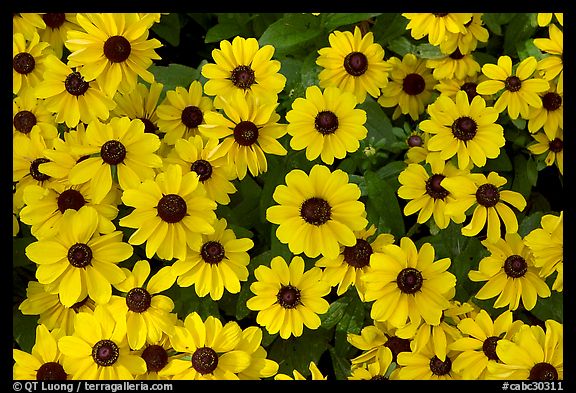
(451, 116), (478, 141)
(200, 241), (225, 264)
(277, 285), (301, 309)
(314, 110), (339, 135)
(433, 13), (449, 17)
(230, 65), (255, 89)
(503, 255), (528, 278)
(13, 110), (37, 134)
(191, 159), (213, 182)
(504, 76), (522, 92)
(529, 362), (559, 380)
(192, 347), (219, 375)
(407, 134), (423, 147)
(460, 82), (479, 101)
(548, 138), (563, 153)
(542, 92), (562, 112)
(92, 340), (120, 367)
(343, 239), (373, 269)
(13, 52), (35, 75)
(370, 375), (388, 380)
(429, 355), (452, 376)
(403, 73), (426, 96)
(482, 336), (501, 361)
(475, 183), (500, 207)
(65, 72), (90, 96)
(449, 48), (465, 60)
(157, 194), (187, 223)
(138, 117), (158, 134)
(30, 158), (51, 182)
(42, 13), (66, 29)
(141, 345), (169, 373)
(67, 243), (93, 268)
(126, 287), (152, 313)
(181, 106), (204, 129)
(396, 267), (423, 294)
(426, 174), (450, 200)
(57, 189), (86, 213)
(300, 197), (332, 226)
(100, 140), (127, 165)
(103, 35), (131, 63)
(384, 335), (412, 363)
(344, 51), (369, 76)
(36, 362), (67, 380)
(233, 121), (259, 146)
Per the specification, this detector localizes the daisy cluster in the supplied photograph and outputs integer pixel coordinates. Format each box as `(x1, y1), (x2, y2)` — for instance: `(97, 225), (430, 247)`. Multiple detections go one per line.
(13, 12), (563, 381)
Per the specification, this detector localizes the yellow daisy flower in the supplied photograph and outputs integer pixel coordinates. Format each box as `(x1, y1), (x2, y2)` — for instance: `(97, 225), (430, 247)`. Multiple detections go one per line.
(112, 81), (164, 136)
(201, 35), (286, 103)
(68, 117), (163, 203)
(13, 324), (68, 380)
(442, 172), (527, 242)
(524, 211), (563, 292)
(236, 326), (280, 380)
(434, 73), (491, 102)
(134, 334), (189, 380)
(119, 164), (217, 262)
(199, 90), (287, 180)
(13, 13), (46, 40)
(469, 232), (551, 311)
(362, 237), (456, 328)
(66, 13), (162, 97)
(537, 12), (563, 27)
(425, 49), (481, 81)
(402, 13), (473, 47)
(156, 81), (215, 145)
(377, 53), (436, 121)
(315, 223), (394, 300)
(476, 55), (550, 120)
(34, 55), (116, 128)
(285, 85), (368, 165)
(172, 217), (253, 300)
(527, 82), (563, 140)
(13, 32), (51, 95)
(316, 26), (391, 104)
(488, 320), (563, 380)
(246, 255), (331, 340)
(37, 13), (80, 59)
(420, 90), (505, 170)
(439, 13), (489, 55)
(274, 361), (327, 380)
(404, 129), (433, 164)
(528, 129), (563, 175)
(25, 206), (131, 307)
(58, 305), (146, 379)
(169, 312), (252, 380)
(348, 347), (395, 380)
(13, 89), (58, 143)
(164, 135), (237, 205)
(266, 164), (368, 259)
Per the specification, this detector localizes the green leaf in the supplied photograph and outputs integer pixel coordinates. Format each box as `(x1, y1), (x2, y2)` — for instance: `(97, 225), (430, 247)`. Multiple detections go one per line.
(482, 13), (517, 36)
(372, 13), (408, 46)
(259, 13), (322, 52)
(13, 236), (36, 267)
(151, 13), (181, 46)
(329, 347), (352, 380)
(204, 21), (243, 43)
(13, 311), (39, 353)
(375, 160), (408, 182)
(364, 171), (404, 238)
(518, 210), (545, 237)
(149, 63), (200, 96)
(358, 98), (396, 151)
(334, 291), (365, 355)
(322, 13), (382, 32)
(511, 153), (534, 200)
(529, 289), (563, 323)
(503, 13), (537, 57)
(484, 149), (513, 172)
(387, 36), (415, 57)
(414, 43), (445, 59)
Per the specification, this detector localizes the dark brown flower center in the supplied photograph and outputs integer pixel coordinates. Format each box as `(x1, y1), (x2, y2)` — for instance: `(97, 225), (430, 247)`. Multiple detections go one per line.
(126, 287), (152, 313)
(277, 284), (301, 309)
(138, 117), (158, 134)
(482, 336), (501, 361)
(200, 241), (225, 264)
(233, 121), (259, 146)
(192, 347), (219, 375)
(503, 255), (528, 278)
(426, 174), (450, 200)
(13, 110), (37, 134)
(42, 13), (66, 29)
(460, 82), (479, 101)
(57, 189), (86, 213)
(370, 375), (388, 380)
(92, 340), (120, 367)
(344, 51), (369, 76)
(230, 65), (255, 89)
(71, 297), (89, 312)
(13, 52), (35, 75)
(429, 355), (452, 376)
(181, 106), (204, 129)
(407, 134), (423, 147)
(191, 159), (213, 182)
(504, 76), (522, 92)
(300, 197), (332, 226)
(433, 13), (449, 17)
(67, 243), (93, 268)
(384, 335), (412, 363)
(343, 239), (373, 269)
(396, 267), (423, 294)
(449, 48), (465, 60)
(103, 35), (131, 63)
(141, 345), (169, 373)
(65, 72), (90, 96)
(30, 158), (51, 182)
(548, 138), (563, 153)
(100, 140), (126, 165)
(542, 92), (562, 111)
(157, 194), (187, 223)
(452, 116), (478, 141)
(36, 362), (67, 380)
(403, 73), (426, 96)
(314, 110), (339, 135)
(475, 183), (500, 207)
(529, 362), (558, 380)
